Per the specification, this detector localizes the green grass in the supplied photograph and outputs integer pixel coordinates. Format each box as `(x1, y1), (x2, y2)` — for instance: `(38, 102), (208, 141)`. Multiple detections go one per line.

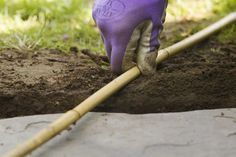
(213, 0), (236, 44)
(0, 0), (103, 52)
(0, 0), (235, 54)
(216, 24), (236, 44)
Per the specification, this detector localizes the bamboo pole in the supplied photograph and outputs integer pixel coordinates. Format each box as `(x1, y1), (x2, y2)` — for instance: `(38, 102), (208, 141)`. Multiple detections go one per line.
(3, 12), (236, 157)
(156, 12), (236, 64)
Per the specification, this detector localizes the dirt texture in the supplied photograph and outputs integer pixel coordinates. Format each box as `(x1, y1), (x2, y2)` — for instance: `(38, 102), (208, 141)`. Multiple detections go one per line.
(0, 36), (236, 118)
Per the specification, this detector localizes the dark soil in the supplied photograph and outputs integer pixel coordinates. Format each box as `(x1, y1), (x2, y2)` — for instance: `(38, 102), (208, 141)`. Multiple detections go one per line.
(0, 36), (236, 118)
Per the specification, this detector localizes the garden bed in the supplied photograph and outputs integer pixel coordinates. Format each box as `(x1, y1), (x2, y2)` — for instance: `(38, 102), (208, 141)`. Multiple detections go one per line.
(0, 35), (235, 118)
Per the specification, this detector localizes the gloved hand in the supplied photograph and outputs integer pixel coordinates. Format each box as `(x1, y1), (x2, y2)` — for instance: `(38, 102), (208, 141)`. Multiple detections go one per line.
(92, 0), (167, 74)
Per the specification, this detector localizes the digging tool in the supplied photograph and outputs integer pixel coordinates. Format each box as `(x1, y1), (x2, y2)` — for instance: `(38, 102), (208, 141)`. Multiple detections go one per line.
(3, 12), (236, 157)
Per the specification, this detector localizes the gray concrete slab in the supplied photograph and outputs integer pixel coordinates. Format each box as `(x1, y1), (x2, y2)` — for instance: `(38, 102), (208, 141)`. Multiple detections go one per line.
(0, 109), (236, 157)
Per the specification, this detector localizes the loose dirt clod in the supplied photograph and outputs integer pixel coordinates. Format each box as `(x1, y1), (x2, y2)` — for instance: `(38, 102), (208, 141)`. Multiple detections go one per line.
(0, 37), (236, 118)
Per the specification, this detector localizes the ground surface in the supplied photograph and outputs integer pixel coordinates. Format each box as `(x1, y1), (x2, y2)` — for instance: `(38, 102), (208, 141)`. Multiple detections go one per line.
(0, 31), (236, 118)
(1, 109), (236, 157)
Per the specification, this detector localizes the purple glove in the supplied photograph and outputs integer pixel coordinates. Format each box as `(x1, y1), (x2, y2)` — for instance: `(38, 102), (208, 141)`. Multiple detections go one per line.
(92, 0), (167, 74)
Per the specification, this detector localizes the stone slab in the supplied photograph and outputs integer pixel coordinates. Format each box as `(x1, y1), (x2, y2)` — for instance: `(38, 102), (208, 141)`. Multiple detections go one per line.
(0, 109), (236, 157)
